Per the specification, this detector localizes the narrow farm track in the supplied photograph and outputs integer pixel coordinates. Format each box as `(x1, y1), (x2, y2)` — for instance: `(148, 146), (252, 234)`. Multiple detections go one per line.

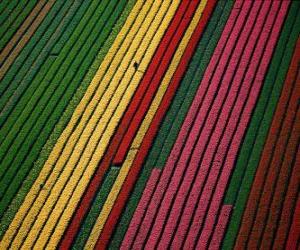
(0, 0), (299, 249)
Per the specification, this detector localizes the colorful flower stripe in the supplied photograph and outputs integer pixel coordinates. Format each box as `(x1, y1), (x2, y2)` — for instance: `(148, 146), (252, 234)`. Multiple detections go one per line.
(60, 0), (204, 248)
(0, 0), (134, 239)
(89, 2), (211, 249)
(223, 1), (300, 247)
(0, 0), (137, 239)
(0, 0), (299, 249)
(235, 37), (300, 249)
(109, 1), (233, 248)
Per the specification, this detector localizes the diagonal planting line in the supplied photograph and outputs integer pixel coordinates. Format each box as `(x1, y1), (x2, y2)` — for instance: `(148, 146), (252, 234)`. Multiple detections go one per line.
(0, 0), (82, 191)
(145, 1), (285, 248)
(131, 0), (250, 248)
(0, 0), (137, 240)
(16, 0), (160, 247)
(38, 1), (176, 249)
(0, 1), (11, 18)
(59, 0), (194, 248)
(112, 0), (197, 166)
(0, 0), (19, 27)
(235, 36), (299, 249)
(167, 0), (271, 247)
(0, 0), (142, 246)
(81, 0), (199, 247)
(273, 139), (300, 247)
(0, 0), (37, 48)
(0, 0), (71, 112)
(0, 0), (45, 65)
(0, 0), (39, 52)
(121, 168), (162, 249)
(94, 1), (216, 248)
(247, 74), (300, 248)
(0, 0), (85, 121)
(0, 0), (111, 171)
(209, 205), (233, 249)
(241, 64), (300, 249)
(189, 2), (290, 249)
(284, 167), (300, 249)
(71, 166), (120, 250)
(0, 0), (55, 80)
(0, 0), (117, 218)
(108, 0), (234, 248)
(222, 3), (300, 248)
(260, 108), (300, 249)
(1, 1), (180, 249)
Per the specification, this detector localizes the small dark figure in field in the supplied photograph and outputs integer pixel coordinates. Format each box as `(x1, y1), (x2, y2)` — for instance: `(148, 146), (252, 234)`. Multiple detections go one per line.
(133, 61), (139, 70)
(133, 61), (144, 73)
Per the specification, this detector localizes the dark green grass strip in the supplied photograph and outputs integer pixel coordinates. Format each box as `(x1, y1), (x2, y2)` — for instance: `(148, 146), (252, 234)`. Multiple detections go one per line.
(108, 1), (234, 248)
(0, 0), (118, 207)
(0, 0), (91, 210)
(0, 0), (136, 239)
(222, 2), (300, 249)
(0, 0), (20, 28)
(0, 0), (70, 112)
(0, 0), (39, 51)
(0, 0), (92, 128)
(0, 1), (11, 18)
(50, 1), (93, 57)
(0, 0), (110, 173)
(72, 167), (119, 250)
